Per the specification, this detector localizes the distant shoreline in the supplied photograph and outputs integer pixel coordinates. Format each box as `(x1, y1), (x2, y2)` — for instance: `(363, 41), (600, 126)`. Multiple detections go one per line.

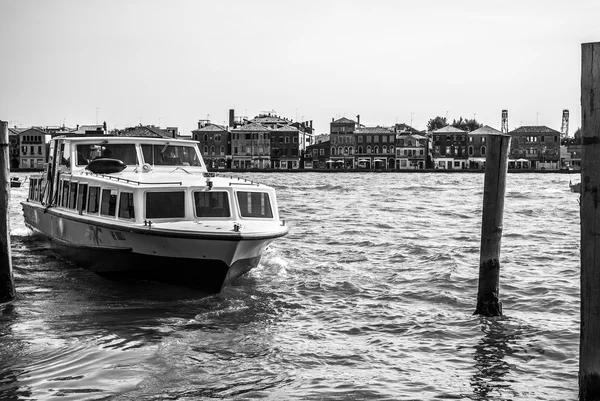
(11, 168), (579, 174)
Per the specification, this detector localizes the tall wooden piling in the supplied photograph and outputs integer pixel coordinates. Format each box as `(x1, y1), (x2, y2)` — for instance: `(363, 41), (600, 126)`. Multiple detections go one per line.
(580, 41), (600, 400)
(0, 120), (15, 303)
(474, 133), (510, 316)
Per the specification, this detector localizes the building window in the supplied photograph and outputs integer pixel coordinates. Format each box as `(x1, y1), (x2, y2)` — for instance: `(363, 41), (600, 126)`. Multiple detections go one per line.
(468, 146), (474, 156)
(203, 134), (208, 142)
(481, 146), (486, 156)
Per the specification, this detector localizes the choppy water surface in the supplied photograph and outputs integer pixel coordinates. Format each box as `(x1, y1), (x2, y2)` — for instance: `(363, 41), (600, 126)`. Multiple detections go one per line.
(1, 172), (580, 400)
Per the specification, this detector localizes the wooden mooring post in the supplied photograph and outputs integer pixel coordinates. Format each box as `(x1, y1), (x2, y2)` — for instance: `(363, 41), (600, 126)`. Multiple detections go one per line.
(0, 120), (15, 304)
(580, 41), (600, 400)
(474, 133), (510, 316)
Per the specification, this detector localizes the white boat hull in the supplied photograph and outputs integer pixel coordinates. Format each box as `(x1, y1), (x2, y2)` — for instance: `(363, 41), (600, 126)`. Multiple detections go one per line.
(22, 202), (284, 291)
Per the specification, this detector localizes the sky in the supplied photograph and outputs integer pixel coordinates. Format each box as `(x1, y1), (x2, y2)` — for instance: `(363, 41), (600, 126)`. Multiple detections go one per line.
(1, 0), (599, 136)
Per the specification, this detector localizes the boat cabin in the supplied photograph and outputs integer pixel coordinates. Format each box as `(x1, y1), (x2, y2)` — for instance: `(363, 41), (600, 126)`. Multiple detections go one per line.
(27, 136), (279, 228)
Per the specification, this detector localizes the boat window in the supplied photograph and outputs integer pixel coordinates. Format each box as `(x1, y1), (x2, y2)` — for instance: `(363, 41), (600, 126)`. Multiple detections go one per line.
(236, 191), (273, 218)
(59, 180), (68, 207)
(146, 192), (185, 218)
(118, 192), (135, 220)
(88, 186), (100, 214)
(77, 184), (88, 213)
(29, 178), (37, 201)
(194, 191), (230, 218)
(100, 189), (117, 217)
(69, 182), (78, 209)
(141, 144), (202, 166)
(76, 144), (138, 166)
(60, 142), (71, 167)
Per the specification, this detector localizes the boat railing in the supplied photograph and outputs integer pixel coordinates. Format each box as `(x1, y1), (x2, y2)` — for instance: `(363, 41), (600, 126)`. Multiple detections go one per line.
(82, 172), (183, 186)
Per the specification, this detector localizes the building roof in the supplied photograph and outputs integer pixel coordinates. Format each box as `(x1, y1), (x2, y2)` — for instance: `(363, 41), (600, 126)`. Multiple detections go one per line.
(232, 122), (271, 132)
(469, 125), (503, 136)
(355, 126), (394, 134)
(19, 127), (51, 136)
(332, 117), (356, 125)
(433, 126), (467, 134)
(251, 115), (290, 124)
(192, 123), (228, 132)
(272, 125), (300, 132)
(73, 124), (105, 134)
(395, 123), (422, 133)
(509, 125), (560, 134)
(119, 126), (171, 138)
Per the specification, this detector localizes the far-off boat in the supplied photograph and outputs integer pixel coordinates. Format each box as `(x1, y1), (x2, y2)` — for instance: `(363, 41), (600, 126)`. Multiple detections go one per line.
(10, 176), (23, 188)
(569, 180), (581, 193)
(22, 135), (288, 291)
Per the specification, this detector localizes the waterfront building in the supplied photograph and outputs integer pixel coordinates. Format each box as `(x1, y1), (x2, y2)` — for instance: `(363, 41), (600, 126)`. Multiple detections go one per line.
(231, 122), (271, 169)
(354, 126), (396, 170)
(18, 128), (51, 169)
(330, 117), (358, 169)
(271, 124), (301, 170)
(562, 143), (581, 170)
(8, 127), (23, 169)
(507, 126), (560, 170)
(396, 132), (428, 170)
(305, 140), (331, 169)
(467, 125), (500, 169)
(192, 121), (230, 169)
(431, 126), (468, 169)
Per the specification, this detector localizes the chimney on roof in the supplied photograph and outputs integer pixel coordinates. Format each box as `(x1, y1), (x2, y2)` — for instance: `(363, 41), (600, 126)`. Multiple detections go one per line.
(356, 115), (360, 126)
(229, 109), (235, 128)
(332, 118), (334, 122)
(310, 120), (313, 130)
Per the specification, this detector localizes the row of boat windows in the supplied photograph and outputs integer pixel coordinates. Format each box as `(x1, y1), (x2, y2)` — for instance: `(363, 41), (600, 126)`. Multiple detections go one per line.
(60, 143), (203, 167)
(28, 178), (273, 220)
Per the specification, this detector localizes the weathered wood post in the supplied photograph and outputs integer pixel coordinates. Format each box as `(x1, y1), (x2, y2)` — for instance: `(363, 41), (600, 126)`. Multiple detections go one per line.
(474, 132), (510, 316)
(0, 120), (16, 303)
(579, 41), (600, 400)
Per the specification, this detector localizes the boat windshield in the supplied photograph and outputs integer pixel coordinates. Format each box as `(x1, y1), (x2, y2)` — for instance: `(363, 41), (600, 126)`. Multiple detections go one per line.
(76, 143), (138, 166)
(141, 144), (202, 166)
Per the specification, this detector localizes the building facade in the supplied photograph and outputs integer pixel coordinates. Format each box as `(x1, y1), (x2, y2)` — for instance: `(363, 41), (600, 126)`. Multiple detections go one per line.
(396, 133), (428, 170)
(431, 126), (468, 169)
(354, 126), (396, 169)
(19, 128), (51, 169)
(508, 126), (561, 170)
(231, 122), (271, 169)
(330, 117), (358, 169)
(192, 122), (230, 169)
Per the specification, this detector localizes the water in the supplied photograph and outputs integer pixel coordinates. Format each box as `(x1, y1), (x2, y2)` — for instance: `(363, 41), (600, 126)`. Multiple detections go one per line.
(1, 172), (581, 400)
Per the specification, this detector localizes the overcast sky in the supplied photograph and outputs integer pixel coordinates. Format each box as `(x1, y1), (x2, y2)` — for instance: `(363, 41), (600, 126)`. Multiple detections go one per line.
(1, 0), (598, 135)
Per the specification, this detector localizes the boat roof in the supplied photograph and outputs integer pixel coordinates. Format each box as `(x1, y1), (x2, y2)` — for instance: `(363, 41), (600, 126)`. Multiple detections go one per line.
(53, 135), (198, 145)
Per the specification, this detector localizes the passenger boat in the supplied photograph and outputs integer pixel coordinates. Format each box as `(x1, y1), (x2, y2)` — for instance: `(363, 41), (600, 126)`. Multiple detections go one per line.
(21, 135), (289, 292)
